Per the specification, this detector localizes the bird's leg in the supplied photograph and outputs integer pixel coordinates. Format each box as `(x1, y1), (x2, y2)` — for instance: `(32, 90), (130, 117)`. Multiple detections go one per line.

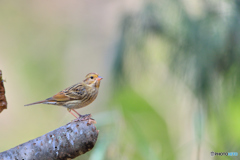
(71, 109), (92, 121)
(67, 108), (92, 121)
(67, 108), (78, 119)
(72, 109), (82, 117)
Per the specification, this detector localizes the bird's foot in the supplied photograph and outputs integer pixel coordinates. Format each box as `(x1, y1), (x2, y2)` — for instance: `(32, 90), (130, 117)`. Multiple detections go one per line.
(79, 114), (92, 121)
(72, 114), (96, 125)
(72, 114), (92, 122)
(80, 114), (96, 125)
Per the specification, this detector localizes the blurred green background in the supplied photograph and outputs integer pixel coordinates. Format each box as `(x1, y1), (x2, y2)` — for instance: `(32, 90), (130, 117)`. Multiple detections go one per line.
(0, 0), (239, 160)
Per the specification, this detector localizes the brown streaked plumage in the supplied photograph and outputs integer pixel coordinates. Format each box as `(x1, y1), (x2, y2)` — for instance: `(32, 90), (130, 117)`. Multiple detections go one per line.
(25, 73), (103, 119)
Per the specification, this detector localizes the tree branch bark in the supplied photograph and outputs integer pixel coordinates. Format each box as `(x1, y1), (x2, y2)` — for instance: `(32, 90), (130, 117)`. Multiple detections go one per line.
(0, 117), (99, 160)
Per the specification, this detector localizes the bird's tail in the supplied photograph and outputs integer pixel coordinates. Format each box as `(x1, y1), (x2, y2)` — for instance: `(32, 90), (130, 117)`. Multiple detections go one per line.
(24, 100), (47, 106)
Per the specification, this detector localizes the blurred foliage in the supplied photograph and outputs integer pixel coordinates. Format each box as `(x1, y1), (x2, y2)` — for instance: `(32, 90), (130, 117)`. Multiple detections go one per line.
(110, 0), (240, 160)
(112, 88), (174, 160)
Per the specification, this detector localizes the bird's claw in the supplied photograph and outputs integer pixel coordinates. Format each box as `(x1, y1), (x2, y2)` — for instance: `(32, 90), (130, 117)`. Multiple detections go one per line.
(72, 114), (93, 122)
(79, 114), (92, 121)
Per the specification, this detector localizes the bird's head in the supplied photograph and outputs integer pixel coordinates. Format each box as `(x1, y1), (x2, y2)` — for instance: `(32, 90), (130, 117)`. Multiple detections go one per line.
(83, 73), (103, 88)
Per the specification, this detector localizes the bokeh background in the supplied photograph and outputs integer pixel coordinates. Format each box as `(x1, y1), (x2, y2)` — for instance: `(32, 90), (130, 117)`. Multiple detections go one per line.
(0, 0), (239, 160)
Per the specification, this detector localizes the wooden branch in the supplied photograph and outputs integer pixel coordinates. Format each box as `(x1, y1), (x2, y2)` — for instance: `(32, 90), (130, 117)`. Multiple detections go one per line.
(0, 116), (99, 160)
(0, 70), (7, 113)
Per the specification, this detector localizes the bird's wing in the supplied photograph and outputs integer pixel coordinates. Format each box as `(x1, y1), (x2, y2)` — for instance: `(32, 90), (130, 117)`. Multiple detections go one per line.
(50, 91), (72, 101)
(45, 83), (86, 102)
(63, 83), (86, 100)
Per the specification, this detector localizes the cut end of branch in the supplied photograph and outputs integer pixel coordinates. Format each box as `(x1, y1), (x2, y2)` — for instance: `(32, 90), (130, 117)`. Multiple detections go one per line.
(0, 70), (7, 113)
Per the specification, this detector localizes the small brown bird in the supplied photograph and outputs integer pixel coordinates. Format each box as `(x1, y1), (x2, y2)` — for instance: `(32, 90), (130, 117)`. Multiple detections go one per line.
(25, 73), (103, 119)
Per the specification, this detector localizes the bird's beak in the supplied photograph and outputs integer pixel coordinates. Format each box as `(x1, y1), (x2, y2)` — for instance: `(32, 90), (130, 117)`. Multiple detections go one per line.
(96, 76), (103, 81)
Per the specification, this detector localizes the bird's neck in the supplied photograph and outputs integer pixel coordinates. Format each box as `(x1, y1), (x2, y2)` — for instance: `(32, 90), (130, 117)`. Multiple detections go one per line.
(95, 81), (100, 88)
(86, 82), (99, 91)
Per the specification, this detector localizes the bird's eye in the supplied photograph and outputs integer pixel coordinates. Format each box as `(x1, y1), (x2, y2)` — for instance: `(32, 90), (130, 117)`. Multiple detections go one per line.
(90, 76), (94, 79)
